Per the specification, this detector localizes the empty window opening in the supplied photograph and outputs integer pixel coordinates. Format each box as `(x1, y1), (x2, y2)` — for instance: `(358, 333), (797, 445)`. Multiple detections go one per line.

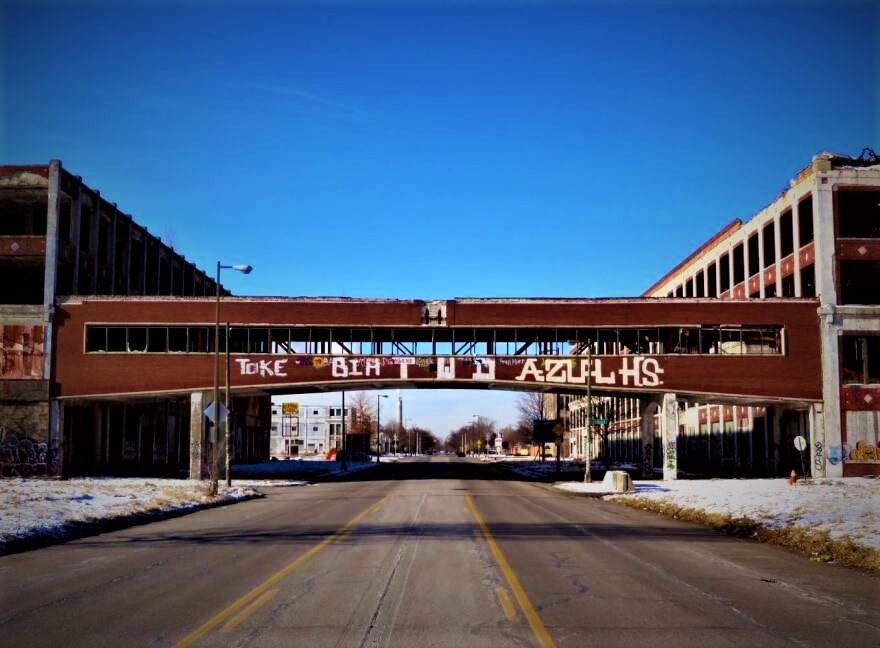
(838, 191), (880, 238)
(800, 265), (816, 297)
(762, 222), (775, 267)
(747, 234), (759, 276)
(733, 245), (745, 285)
(707, 264), (717, 297)
(798, 195), (814, 245)
(780, 209), (794, 257)
(685, 280), (694, 298)
(840, 260), (880, 305)
(782, 274), (795, 297)
(695, 271), (705, 297)
(842, 336), (880, 384)
(719, 254), (730, 292)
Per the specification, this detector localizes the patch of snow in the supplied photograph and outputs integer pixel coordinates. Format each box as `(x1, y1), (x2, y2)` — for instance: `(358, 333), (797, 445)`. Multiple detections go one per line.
(556, 477), (880, 551)
(0, 477), (258, 548)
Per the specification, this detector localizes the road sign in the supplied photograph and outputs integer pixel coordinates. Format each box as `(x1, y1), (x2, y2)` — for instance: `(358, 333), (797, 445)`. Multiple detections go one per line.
(204, 401), (229, 423)
(794, 435), (807, 451)
(282, 402), (299, 416)
(592, 418), (608, 426)
(553, 423), (564, 437)
(554, 438), (562, 446)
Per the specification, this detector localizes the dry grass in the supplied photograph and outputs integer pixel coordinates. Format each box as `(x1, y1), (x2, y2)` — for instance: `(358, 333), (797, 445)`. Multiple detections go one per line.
(612, 497), (880, 574)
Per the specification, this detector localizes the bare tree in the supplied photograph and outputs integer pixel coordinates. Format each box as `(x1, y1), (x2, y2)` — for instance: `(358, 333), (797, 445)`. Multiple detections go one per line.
(517, 392), (546, 425)
(347, 392), (376, 453)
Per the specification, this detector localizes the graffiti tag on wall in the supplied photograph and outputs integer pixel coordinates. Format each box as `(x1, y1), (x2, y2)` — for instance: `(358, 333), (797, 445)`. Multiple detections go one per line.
(0, 428), (59, 477)
(234, 355), (665, 388)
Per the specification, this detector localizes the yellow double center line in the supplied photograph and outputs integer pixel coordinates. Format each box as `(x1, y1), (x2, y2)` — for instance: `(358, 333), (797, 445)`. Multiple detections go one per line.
(173, 495), (388, 648)
(466, 493), (556, 648)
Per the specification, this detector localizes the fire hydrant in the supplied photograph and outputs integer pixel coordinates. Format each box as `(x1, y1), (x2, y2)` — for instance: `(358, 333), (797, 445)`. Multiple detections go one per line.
(788, 470), (798, 485)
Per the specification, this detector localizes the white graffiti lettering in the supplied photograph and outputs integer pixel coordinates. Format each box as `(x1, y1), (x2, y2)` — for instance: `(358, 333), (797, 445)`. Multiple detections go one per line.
(437, 357), (456, 380)
(236, 358), (288, 378)
(473, 358), (495, 381)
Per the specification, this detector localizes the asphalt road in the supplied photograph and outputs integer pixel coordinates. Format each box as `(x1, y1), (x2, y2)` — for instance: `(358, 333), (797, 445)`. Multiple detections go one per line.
(2, 457), (878, 647)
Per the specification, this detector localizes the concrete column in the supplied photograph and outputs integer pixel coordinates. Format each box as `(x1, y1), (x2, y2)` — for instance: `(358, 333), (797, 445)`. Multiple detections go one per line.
(813, 176), (838, 303)
(818, 306), (843, 477)
(792, 196), (803, 296)
(728, 244), (736, 298)
(771, 406), (783, 475)
(71, 182), (83, 293)
(662, 393), (678, 480)
(757, 226), (766, 298)
(743, 232), (751, 298)
(808, 402), (827, 478)
(189, 391), (207, 479)
(50, 399), (64, 478)
(773, 214), (783, 296)
(89, 195), (100, 294)
(639, 398), (659, 478)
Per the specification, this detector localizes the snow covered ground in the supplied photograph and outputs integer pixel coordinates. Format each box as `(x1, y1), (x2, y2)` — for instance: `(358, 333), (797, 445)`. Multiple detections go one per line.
(0, 478), (259, 550)
(555, 477), (880, 551)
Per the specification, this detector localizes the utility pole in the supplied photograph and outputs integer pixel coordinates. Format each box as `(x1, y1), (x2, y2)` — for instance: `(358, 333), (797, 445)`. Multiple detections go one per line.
(584, 345), (593, 483)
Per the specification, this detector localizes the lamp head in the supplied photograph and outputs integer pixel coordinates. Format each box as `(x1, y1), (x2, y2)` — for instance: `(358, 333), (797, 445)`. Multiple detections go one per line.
(232, 264), (253, 274)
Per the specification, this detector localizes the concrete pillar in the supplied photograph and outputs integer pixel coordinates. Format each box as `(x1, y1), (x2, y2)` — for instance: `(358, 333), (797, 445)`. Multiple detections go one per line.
(792, 195), (803, 296)
(818, 306), (843, 477)
(189, 391), (207, 479)
(757, 226), (766, 298)
(50, 399), (64, 478)
(808, 403), (827, 478)
(662, 393), (679, 480)
(71, 182), (83, 293)
(773, 214), (783, 297)
(728, 245), (736, 298)
(771, 405), (783, 475)
(639, 398), (659, 478)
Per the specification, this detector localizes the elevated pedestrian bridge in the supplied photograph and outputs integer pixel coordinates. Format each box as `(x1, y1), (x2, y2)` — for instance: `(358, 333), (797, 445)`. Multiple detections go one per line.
(56, 296), (821, 405)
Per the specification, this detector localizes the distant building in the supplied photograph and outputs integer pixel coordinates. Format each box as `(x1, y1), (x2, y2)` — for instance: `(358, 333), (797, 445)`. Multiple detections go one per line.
(269, 402), (350, 458)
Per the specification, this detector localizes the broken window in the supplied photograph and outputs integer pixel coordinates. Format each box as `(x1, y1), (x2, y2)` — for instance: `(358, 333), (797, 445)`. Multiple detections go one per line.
(733, 245), (744, 285)
(148, 328), (167, 352)
(168, 327), (188, 352)
(707, 264), (717, 297)
(719, 254), (730, 292)
(747, 233), (759, 276)
(842, 336), (880, 384)
(127, 327), (147, 352)
(86, 327), (107, 352)
(762, 221), (775, 267)
(107, 327), (126, 352)
(780, 209), (794, 257)
(838, 190), (880, 238)
(800, 264), (816, 297)
(695, 271), (705, 297)
(798, 195), (814, 245)
(840, 260), (880, 305)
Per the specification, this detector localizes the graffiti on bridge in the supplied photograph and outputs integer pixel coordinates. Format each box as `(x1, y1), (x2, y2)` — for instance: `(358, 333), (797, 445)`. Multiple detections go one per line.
(0, 428), (60, 477)
(234, 354), (666, 388)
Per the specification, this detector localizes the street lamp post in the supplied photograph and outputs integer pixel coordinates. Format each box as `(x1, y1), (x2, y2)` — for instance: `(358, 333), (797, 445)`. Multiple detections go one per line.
(214, 262), (252, 491)
(376, 394), (388, 463)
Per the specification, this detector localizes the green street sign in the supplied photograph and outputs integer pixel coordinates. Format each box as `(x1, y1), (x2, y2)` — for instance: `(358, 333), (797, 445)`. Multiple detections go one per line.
(591, 418), (608, 425)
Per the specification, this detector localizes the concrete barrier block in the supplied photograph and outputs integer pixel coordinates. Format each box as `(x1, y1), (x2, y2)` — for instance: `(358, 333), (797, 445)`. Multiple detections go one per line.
(602, 470), (634, 493)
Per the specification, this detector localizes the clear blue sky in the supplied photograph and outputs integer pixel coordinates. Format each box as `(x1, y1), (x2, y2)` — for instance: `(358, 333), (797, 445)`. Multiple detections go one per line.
(2, 0), (876, 434)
